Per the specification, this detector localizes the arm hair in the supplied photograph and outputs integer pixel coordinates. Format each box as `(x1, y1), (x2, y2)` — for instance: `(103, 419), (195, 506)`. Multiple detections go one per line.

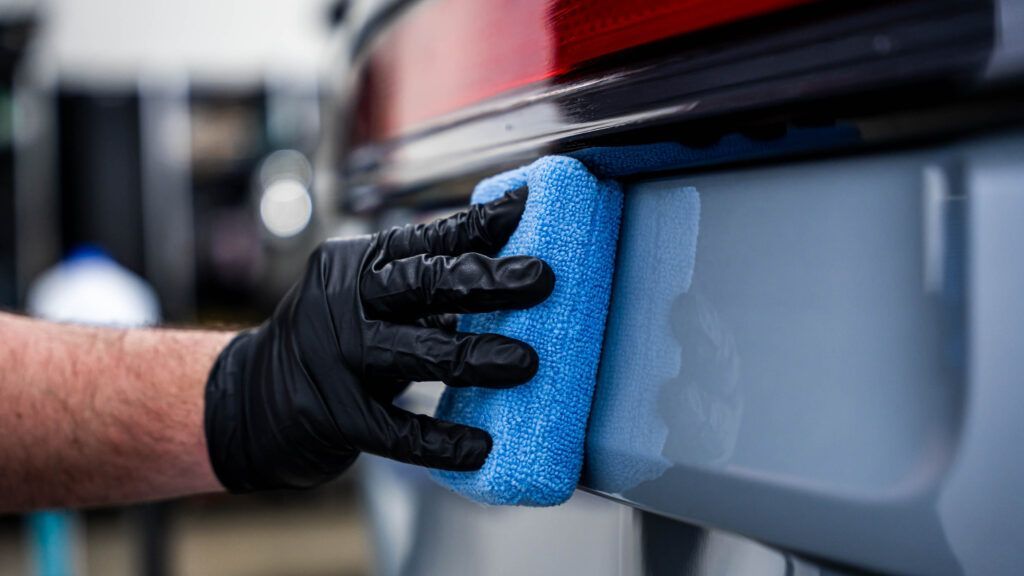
(0, 312), (232, 511)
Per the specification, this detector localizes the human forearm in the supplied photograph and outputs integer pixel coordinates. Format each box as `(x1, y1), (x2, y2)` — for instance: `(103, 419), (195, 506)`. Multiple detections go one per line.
(0, 313), (232, 511)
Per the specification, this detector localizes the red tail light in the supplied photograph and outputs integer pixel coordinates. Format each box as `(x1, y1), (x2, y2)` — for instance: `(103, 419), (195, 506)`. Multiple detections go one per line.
(353, 0), (820, 144)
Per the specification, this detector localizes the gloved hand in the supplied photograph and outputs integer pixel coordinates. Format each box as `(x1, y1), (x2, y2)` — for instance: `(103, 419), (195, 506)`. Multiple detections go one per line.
(204, 188), (552, 493)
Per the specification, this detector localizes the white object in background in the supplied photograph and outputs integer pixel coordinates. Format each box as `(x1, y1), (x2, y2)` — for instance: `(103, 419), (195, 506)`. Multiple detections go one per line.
(26, 246), (161, 327)
(258, 149), (315, 239)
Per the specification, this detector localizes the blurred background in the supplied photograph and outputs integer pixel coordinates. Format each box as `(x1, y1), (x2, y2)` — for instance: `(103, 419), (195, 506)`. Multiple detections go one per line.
(0, 0), (373, 574)
(2, 0), (1022, 574)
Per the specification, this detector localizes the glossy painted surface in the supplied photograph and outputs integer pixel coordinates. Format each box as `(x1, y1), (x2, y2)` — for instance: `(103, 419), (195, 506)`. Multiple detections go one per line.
(351, 0), (817, 141)
(584, 131), (1024, 575)
(339, 0), (994, 211)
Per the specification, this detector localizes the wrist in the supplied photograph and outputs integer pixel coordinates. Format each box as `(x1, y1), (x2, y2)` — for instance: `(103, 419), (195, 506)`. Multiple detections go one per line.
(123, 327), (233, 497)
(204, 329), (259, 493)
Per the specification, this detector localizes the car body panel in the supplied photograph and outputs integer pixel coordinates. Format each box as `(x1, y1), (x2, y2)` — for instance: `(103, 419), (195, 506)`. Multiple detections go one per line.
(333, 1), (1024, 574)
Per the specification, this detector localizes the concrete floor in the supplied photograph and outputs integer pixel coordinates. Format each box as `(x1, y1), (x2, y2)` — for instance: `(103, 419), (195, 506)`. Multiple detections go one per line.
(0, 484), (371, 576)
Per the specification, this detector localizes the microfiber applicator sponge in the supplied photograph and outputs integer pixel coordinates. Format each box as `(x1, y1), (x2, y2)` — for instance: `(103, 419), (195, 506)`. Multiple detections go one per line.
(431, 156), (623, 506)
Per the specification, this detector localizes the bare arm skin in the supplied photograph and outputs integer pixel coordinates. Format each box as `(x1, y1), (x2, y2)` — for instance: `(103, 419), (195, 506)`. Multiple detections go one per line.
(0, 312), (232, 512)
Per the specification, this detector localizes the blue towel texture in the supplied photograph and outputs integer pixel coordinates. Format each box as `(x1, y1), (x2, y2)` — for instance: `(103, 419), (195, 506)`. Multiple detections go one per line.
(431, 156), (624, 506)
(431, 125), (861, 506)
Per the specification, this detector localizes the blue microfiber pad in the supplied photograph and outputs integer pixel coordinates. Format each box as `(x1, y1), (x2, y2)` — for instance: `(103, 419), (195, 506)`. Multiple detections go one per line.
(431, 156), (624, 506)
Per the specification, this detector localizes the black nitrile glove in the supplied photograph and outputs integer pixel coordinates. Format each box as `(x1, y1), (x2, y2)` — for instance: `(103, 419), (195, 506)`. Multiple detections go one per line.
(205, 188), (552, 493)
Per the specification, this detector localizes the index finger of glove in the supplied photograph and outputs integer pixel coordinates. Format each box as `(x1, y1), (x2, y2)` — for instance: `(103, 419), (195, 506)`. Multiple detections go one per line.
(362, 252), (554, 320)
(378, 187), (527, 261)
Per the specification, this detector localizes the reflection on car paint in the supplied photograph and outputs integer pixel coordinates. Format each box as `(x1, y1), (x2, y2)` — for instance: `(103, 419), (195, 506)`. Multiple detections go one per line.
(585, 185), (706, 493)
(663, 290), (743, 468)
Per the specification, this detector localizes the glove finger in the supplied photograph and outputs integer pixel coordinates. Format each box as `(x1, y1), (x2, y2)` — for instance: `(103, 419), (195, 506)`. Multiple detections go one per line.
(363, 253), (554, 319)
(377, 187), (527, 261)
(364, 323), (538, 388)
(416, 313), (458, 332)
(365, 403), (492, 471)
